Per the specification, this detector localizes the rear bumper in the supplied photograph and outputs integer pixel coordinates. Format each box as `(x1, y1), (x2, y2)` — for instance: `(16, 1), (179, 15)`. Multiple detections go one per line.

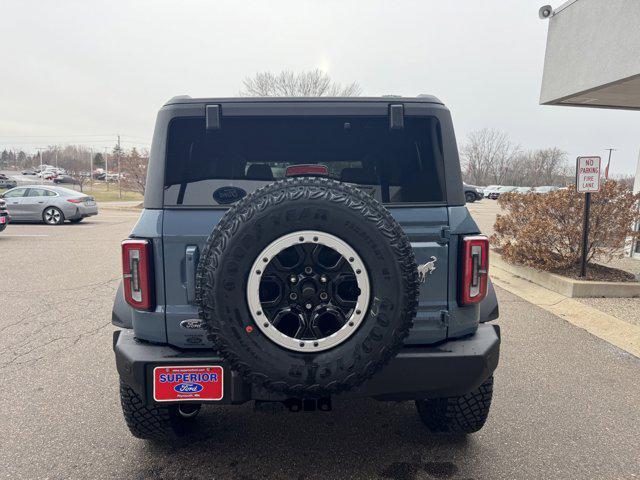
(0, 213), (10, 231)
(68, 205), (99, 219)
(113, 324), (500, 405)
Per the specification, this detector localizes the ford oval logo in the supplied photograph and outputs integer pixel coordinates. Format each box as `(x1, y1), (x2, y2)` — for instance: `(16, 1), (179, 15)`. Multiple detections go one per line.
(180, 319), (205, 330)
(213, 186), (246, 205)
(174, 382), (204, 393)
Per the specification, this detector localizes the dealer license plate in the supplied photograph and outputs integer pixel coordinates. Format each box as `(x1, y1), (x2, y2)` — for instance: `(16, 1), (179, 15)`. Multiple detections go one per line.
(153, 365), (223, 402)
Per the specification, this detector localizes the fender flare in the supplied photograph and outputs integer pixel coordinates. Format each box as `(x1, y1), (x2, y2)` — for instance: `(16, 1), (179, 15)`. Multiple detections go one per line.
(479, 278), (499, 323)
(112, 281), (133, 328)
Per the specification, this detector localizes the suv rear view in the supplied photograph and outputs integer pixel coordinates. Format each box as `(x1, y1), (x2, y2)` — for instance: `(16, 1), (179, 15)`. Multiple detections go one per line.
(113, 96), (500, 441)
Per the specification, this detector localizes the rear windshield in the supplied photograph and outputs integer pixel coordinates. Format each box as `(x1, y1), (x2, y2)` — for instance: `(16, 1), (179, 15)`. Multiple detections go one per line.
(164, 116), (445, 206)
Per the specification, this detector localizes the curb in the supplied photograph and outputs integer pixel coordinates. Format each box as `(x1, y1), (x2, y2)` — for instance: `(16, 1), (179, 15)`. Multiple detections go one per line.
(491, 266), (640, 358)
(98, 203), (143, 212)
(491, 252), (640, 298)
(100, 206), (142, 212)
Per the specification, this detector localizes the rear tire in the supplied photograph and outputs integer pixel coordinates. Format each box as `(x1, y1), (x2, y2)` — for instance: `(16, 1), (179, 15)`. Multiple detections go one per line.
(465, 192), (476, 203)
(42, 207), (64, 225)
(119, 379), (199, 441)
(415, 376), (493, 434)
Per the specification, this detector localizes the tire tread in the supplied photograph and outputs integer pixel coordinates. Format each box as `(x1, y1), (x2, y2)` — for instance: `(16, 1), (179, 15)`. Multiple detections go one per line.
(196, 177), (419, 396)
(415, 376), (494, 434)
(119, 380), (180, 441)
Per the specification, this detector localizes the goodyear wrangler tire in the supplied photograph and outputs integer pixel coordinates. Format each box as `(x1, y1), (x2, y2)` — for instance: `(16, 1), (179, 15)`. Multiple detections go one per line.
(415, 376), (494, 434)
(196, 177), (419, 396)
(119, 380), (198, 441)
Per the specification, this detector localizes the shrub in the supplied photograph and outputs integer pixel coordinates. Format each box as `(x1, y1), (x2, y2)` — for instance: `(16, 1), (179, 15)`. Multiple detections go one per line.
(491, 181), (640, 271)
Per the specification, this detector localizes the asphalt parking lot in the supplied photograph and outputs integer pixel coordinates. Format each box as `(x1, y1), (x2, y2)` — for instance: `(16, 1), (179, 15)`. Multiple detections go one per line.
(1, 209), (639, 480)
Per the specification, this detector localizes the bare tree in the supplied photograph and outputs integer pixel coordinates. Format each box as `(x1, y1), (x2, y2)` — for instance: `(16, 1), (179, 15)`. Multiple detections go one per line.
(524, 147), (568, 186)
(33, 145), (92, 191)
(120, 147), (148, 195)
(461, 129), (570, 186)
(461, 129), (520, 185)
(63, 151), (91, 192)
(240, 69), (361, 97)
(613, 174), (635, 190)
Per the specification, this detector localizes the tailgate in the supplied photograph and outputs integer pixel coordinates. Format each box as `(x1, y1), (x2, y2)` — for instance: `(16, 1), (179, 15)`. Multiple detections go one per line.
(389, 207), (449, 345)
(162, 206), (450, 348)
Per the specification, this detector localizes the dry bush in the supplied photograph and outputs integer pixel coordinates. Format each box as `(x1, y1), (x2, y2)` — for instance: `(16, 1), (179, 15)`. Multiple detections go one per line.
(491, 181), (640, 270)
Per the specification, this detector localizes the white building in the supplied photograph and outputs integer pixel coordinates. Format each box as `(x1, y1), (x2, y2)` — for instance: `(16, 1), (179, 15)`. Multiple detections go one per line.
(539, 0), (640, 256)
(540, 0), (640, 109)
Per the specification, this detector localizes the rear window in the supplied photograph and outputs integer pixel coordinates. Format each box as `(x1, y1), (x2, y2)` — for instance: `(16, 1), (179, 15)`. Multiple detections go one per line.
(164, 116), (445, 206)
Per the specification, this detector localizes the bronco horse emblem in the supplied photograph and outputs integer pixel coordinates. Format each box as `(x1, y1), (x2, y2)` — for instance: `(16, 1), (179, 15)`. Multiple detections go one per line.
(417, 256), (437, 284)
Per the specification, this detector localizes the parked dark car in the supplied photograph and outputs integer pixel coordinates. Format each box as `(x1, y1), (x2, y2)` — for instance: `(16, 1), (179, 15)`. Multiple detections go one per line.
(0, 178), (18, 189)
(463, 183), (483, 202)
(112, 96), (501, 441)
(22, 170), (37, 175)
(53, 174), (79, 185)
(0, 198), (10, 232)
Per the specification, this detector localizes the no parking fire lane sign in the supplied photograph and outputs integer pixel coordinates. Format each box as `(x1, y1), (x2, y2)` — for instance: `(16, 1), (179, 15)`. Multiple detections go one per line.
(576, 156), (601, 193)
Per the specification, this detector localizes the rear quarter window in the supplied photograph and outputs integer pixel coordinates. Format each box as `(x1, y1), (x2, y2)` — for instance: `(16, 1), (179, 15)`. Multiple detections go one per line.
(164, 116), (445, 207)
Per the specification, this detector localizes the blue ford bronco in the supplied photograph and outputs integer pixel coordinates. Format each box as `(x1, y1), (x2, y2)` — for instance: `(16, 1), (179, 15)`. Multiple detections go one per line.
(112, 96), (500, 440)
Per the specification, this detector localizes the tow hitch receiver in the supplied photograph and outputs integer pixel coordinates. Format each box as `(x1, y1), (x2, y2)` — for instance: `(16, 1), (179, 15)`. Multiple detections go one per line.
(254, 397), (332, 413)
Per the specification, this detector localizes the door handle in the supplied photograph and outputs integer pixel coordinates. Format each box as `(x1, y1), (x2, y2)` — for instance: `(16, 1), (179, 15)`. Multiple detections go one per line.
(37, 201), (44, 204)
(185, 245), (199, 303)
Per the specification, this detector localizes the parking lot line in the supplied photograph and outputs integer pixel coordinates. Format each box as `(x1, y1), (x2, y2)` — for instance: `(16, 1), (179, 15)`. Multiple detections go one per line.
(1, 234), (50, 237)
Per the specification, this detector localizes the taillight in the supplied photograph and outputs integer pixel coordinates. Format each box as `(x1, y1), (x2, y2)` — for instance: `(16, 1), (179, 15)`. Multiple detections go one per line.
(459, 235), (489, 305)
(285, 164), (329, 177)
(67, 198), (82, 204)
(122, 239), (154, 310)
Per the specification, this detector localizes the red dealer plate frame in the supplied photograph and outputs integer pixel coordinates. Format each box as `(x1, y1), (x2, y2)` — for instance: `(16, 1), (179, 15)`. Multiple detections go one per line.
(153, 365), (223, 402)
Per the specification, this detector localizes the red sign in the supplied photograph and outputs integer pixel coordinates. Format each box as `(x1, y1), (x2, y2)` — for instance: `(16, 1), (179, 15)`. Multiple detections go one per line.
(285, 164), (329, 177)
(576, 156), (601, 193)
(153, 365), (223, 402)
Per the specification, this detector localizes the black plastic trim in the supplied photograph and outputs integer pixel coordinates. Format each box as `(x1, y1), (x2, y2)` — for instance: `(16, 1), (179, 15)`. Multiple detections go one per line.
(479, 278), (500, 323)
(113, 324), (500, 404)
(205, 104), (220, 129)
(111, 282), (133, 328)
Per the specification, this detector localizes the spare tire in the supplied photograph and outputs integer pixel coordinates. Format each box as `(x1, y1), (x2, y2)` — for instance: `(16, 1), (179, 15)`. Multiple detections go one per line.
(196, 177), (419, 396)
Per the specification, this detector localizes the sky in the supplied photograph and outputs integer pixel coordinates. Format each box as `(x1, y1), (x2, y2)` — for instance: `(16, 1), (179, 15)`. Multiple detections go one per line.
(1, 0), (638, 176)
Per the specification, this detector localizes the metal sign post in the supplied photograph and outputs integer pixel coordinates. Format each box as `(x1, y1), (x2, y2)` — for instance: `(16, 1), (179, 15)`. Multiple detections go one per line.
(576, 156), (602, 277)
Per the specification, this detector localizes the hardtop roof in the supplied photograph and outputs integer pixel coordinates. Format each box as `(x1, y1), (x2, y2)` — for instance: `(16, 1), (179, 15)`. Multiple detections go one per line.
(164, 95), (443, 106)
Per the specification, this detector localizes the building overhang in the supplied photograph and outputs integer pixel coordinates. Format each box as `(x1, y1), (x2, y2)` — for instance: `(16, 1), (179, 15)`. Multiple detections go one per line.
(540, 0), (640, 110)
